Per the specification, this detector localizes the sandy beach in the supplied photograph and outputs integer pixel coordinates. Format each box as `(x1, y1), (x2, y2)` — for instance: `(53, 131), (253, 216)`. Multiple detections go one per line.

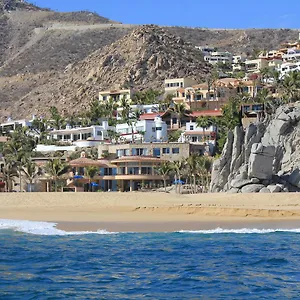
(0, 192), (300, 232)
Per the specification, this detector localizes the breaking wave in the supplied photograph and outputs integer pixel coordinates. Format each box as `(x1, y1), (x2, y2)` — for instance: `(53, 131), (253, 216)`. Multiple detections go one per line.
(178, 227), (300, 234)
(0, 219), (118, 236)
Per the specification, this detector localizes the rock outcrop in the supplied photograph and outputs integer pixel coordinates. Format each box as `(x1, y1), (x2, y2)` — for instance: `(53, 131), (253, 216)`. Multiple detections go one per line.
(210, 103), (300, 193)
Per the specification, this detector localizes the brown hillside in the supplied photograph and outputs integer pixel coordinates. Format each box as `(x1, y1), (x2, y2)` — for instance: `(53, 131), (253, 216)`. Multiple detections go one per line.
(2, 25), (210, 119)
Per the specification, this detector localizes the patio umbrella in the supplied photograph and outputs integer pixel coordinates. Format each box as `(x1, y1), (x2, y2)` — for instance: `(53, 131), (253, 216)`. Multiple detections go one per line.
(174, 180), (185, 184)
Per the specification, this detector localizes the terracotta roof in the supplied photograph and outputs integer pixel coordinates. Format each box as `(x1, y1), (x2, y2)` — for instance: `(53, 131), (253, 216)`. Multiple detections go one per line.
(184, 130), (214, 135)
(189, 110), (222, 117)
(192, 83), (208, 89)
(140, 113), (161, 120)
(69, 157), (108, 167)
(111, 156), (165, 164)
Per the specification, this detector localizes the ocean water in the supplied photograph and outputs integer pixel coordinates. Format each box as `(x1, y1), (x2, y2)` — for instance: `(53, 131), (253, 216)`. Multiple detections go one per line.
(0, 220), (299, 299)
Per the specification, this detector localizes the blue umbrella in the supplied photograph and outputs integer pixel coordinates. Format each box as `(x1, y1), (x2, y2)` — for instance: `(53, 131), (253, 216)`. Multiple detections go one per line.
(73, 175), (84, 179)
(91, 182), (99, 187)
(174, 180), (185, 184)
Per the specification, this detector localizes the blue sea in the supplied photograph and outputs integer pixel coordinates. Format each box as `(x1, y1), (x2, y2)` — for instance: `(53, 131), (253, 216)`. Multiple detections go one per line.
(0, 220), (299, 299)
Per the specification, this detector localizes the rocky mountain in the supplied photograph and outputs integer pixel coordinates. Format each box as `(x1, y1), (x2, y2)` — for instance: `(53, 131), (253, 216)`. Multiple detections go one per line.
(3, 25), (210, 119)
(0, 1), (300, 120)
(210, 104), (300, 193)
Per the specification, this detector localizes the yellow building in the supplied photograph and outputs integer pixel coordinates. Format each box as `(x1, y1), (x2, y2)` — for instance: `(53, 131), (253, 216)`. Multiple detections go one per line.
(99, 88), (133, 105)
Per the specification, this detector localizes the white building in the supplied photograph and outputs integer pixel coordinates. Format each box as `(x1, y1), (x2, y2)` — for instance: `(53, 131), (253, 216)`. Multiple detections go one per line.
(204, 51), (233, 65)
(279, 62), (300, 78)
(282, 48), (300, 62)
(115, 116), (168, 143)
(178, 121), (217, 154)
(196, 46), (215, 56)
(1, 117), (33, 133)
(49, 121), (112, 147)
(116, 104), (160, 120)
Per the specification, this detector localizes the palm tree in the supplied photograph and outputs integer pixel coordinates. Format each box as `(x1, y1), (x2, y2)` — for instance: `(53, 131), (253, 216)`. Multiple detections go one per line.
(170, 103), (191, 128)
(171, 160), (186, 194)
(155, 161), (172, 192)
(85, 166), (99, 192)
(22, 159), (40, 192)
(196, 116), (212, 142)
(280, 71), (300, 103)
(45, 159), (69, 192)
(3, 127), (35, 192)
(1, 160), (17, 192)
(186, 154), (201, 193)
(49, 106), (65, 129)
(196, 156), (212, 193)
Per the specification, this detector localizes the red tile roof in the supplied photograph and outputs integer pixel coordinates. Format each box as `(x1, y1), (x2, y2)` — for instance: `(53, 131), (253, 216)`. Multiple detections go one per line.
(111, 156), (165, 164)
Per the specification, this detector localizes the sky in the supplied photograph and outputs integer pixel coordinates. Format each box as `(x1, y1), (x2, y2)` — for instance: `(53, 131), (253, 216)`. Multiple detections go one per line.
(29, 0), (300, 29)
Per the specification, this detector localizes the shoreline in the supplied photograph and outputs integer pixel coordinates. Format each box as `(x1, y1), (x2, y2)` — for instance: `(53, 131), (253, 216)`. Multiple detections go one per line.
(0, 192), (300, 232)
(56, 219), (300, 233)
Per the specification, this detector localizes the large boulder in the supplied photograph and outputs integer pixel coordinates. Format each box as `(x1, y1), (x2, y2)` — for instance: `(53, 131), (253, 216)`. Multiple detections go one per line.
(248, 143), (275, 180)
(241, 184), (265, 193)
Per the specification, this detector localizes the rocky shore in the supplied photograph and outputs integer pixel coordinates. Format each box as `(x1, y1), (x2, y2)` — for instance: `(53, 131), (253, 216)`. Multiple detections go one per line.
(210, 103), (300, 193)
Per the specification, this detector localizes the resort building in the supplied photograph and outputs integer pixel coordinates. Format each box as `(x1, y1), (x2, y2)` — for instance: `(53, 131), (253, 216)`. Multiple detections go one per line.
(245, 58), (269, 73)
(99, 139), (213, 160)
(179, 121), (217, 155)
(204, 51), (233, 65)
(115, 116), (168, 143)
(278, 62), (300, 78)
(49, 121), (112, 147)
(0, 117), (33, 133)
(99, 88), (133, 105)
(282, 48), (300, 62)
(139, 110), (222, 130)
(164, 78), (198, 94)
(107, 156), (167, 192)
(116, 104), (160, 120)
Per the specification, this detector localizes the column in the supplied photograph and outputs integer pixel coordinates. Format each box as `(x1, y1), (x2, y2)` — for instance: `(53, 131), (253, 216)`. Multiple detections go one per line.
(130, 180), (133, 192)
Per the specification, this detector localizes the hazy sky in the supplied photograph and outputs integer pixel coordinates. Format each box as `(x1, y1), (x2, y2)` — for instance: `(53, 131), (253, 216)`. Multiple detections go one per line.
(30, 0), (300, 29)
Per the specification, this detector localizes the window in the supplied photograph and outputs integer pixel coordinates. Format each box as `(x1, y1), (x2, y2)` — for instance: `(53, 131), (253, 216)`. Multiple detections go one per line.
(64, 134), (71, 140)
(97, 131), (102, 136)
(172, 148), (180, 154)
(103, 96), (107, 101)
(172, 118), (177, 124)
(192, 136), (197, 142)
(153, 148), (161, 157)
(156, 127), (162, 131)
(190, 125), (194, 131)
(152, 127), (156, 132)
(162, 148), (170, 154)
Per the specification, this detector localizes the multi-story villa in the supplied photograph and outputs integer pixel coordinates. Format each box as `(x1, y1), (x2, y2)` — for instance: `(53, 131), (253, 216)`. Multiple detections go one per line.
(0, 117), (33, 133)
(282, 48), (300, 62)
(99, 88), (133, 105)
(245, 58), (269, 73)
(116, 104), (160, 120)
(115, 116), (168, 143)
(204, 51), (233, 65)
(179, 121), (217, 154)
(99, 141), (211, 161)
(279, 61), (300, 78)
(164, 78), (198, 94)
(49, 121), (112, 147)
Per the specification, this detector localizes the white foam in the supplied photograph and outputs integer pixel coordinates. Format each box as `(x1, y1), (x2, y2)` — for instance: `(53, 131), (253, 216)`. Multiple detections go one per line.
(0, 219), (118, 236)
(178, 227), (300, 234)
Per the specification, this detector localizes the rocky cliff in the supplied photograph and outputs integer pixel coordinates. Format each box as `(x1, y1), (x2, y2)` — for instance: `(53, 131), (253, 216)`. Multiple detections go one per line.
(2, 25), (210, 119)
(210, 104), (300, 193)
